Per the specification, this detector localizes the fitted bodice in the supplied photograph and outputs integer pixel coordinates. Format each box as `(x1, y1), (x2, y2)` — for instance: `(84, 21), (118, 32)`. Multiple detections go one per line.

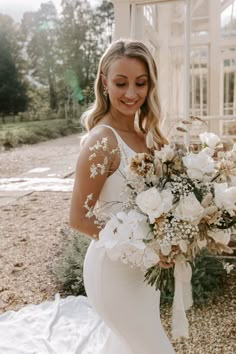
(95, 125), (136, 215)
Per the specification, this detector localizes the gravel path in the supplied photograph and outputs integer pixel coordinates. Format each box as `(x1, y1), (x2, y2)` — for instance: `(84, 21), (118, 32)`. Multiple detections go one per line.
(0, 134), (80, 178)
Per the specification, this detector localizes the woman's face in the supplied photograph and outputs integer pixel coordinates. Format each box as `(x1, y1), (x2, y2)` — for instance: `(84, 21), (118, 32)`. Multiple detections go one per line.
(102, 56), (149, 118)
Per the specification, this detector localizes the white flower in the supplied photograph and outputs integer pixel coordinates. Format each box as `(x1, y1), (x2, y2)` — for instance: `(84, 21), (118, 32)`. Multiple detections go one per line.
(90, 164), (98, 178)
(97, 211), (157, 269)
(223, 262), (234, 274)
(136, 187), (173, 223)
(174, 193), (205, 222)
(214, 183), (236, 216)
(97, 216), (121, 249)
(116, 210), (150, 240)
(199, 132), (221, 149)
(208, 229), (231, 245)
(155, 145), (175, 162)
(183, 151), (215, 179)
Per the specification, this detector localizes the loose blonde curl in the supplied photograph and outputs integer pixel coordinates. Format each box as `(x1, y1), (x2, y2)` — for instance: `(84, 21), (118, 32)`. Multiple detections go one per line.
(81, 39), (168, 147)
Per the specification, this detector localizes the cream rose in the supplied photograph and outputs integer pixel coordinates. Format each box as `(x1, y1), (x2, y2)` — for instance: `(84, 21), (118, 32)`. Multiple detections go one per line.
(214, 183), (236, 216)
(183, 151), (215, 179)
(174, 193), (205, 221)
(136, 187), (173, 223)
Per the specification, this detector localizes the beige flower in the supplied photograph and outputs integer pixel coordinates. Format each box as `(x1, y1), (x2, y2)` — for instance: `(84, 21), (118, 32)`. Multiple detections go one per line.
(203, 205), (221, 224)
(129, 153), (154, 177)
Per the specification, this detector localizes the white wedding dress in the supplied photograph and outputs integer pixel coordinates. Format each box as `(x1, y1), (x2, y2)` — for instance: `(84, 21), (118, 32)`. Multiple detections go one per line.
(83, 125), (175, 354)
(0, 126), (175, 354)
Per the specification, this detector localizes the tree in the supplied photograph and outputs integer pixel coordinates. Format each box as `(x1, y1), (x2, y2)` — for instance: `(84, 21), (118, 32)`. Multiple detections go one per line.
(21, 1), (59, 110)
(0, 28), (28, 119)
(58, 0), (114, 107)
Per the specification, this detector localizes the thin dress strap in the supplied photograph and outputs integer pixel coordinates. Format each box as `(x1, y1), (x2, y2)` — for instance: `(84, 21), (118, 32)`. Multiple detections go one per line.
(98, 124), (125, 148)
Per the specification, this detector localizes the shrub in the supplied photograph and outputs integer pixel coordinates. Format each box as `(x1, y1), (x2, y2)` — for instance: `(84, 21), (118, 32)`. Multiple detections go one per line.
(54, 227), (90, 296)
(0, 119), (83, 149)
(160, 251), (232, 305)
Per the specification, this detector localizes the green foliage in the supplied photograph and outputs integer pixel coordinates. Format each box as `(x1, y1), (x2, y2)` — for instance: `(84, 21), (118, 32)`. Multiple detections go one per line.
(21, 2), (59, 110)
(0, 1), (114, 119)
(161, 251), (233, 305)
(0, 119), (83, 148)
(0, 31), (28, 115)
(55, 228), (90, 295)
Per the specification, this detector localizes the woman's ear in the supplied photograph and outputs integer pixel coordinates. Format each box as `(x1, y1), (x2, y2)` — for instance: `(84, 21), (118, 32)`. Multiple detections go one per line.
(101, 73), (107, 89)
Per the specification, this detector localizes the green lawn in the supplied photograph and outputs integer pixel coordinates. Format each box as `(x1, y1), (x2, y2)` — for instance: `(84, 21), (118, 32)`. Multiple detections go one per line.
(0, 119), (83, 148)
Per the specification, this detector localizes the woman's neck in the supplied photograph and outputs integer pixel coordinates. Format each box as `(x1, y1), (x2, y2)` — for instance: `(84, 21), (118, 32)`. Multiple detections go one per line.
(107, 109), (136, 133)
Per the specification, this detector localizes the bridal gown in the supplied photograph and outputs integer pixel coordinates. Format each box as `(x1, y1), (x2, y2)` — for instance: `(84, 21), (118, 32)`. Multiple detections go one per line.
(0, 125), (175, 354)
(83, 125), (175, 354)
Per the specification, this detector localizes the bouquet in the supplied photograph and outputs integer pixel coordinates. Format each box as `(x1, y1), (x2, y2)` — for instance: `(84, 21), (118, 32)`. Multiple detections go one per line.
(85, 131), (235, 338)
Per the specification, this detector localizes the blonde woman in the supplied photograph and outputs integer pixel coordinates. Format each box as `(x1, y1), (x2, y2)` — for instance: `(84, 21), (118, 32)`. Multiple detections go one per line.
(70, 39), (175, 354)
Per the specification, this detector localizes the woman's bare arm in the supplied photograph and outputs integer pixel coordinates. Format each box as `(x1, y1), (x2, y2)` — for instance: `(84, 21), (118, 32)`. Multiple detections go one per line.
(69, 127), (118, 239)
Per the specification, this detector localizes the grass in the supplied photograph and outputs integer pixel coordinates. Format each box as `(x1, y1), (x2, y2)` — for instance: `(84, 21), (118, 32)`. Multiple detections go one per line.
(0, 119), (84, 148)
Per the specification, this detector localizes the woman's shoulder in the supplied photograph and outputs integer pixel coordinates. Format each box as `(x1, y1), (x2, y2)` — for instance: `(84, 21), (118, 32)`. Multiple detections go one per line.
(80, 125), (118, 151)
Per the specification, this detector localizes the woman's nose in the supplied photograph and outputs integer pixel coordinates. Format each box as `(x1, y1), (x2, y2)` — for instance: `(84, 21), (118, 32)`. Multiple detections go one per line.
(124, 85), (137, 99)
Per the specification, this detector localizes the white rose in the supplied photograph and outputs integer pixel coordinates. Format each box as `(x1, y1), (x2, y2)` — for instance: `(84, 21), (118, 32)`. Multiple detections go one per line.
(199, 132), (221, 149)
(208, 229), (231, 245)
(214, 183), (236, 216)
(155, 145), (175, 162)
(174, 193), (205, 221)
(136, 187), (173, 223)
(183, 151), (215, 179)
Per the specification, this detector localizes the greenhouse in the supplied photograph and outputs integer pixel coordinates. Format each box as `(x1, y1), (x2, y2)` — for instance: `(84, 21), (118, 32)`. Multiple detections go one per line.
(112, 0), (236, 142)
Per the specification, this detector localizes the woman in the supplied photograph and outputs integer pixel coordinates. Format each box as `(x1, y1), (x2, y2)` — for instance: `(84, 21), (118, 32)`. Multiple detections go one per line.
(70, 39), (175, 354)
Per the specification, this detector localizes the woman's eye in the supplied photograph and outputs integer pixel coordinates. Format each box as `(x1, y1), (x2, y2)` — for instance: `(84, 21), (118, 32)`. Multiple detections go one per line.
(116, 83), (126, 87)
(136, 82), (147, 87)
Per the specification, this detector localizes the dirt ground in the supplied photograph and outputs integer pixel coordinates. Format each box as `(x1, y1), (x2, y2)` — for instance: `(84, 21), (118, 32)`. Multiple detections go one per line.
(0, 191), (71, 314)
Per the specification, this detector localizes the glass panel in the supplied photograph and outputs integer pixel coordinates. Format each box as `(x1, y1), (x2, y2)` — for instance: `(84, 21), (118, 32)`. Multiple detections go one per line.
(221, 47), (236, 137)
(191, 0), (209, 37)
(139, 1), (188, 140)
(222, 48), (236, 115)
(190, 47), (208, 117)
(221, 0), (236, 36)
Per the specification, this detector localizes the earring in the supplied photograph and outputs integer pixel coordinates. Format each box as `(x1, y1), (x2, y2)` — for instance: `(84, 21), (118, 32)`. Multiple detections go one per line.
(103, 87), (108, 97)
(146, 130), (154, 149)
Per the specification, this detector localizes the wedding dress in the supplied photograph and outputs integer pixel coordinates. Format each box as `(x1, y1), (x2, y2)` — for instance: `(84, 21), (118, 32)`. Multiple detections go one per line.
(0, 125), (175, 354)
(83, 125), (175, 354)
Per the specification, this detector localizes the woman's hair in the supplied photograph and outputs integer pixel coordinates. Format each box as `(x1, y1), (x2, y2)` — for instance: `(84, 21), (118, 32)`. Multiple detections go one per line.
(81, 39), (168, 146)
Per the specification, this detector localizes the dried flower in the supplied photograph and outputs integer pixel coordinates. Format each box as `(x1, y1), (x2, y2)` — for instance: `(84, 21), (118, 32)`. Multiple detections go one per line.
(129, 153), (154, 177)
